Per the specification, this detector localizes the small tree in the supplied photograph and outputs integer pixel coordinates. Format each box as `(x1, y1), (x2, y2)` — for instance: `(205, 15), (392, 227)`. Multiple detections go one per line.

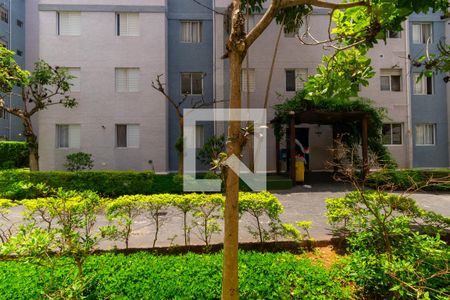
(197, 134), (226, 170)
(0, 48), (77, 171)
(65, 152), (94, 171)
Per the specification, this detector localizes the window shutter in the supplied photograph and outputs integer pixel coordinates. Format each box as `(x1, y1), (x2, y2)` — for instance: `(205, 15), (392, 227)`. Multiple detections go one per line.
(67, 68), (81, 92)
(59, 12), (81, 36)
(115, 68), (127, 92)
(413, 73), (424, 95)
(69, 125), (80, 148)
(127, 68), (140, 92)
(181, 22), (190, 42)
(196, 125), (204, 148)
(57, 125), (69, 148)
(412, 24), (421, 44)
(295, 69), (307, 91)
(242, 69), (255, 92)
(126, 13), (139, 36)
(127, 125), (140, 148)
(422, 24), (432, 43)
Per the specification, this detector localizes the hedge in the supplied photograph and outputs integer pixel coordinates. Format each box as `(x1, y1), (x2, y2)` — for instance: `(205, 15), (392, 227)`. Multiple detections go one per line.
(367, 169), (450, 191)
(0, 141), (28, 169)
(0, 251), (353, 299)
(0, 170), (155, 198)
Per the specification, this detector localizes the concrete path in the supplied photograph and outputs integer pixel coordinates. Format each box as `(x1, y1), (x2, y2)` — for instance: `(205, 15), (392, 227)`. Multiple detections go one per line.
(4, 186), (449, 249)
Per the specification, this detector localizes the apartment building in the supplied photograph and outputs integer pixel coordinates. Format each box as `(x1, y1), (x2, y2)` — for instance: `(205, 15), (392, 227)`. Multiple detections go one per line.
(24, 1), (449, 172)
(0, 0), (25, 141)
(27, 0), (168, 171)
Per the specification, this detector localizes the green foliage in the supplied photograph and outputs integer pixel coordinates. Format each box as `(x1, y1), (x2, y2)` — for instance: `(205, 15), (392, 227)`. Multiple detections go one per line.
(238, 191), (284, 243)
(197, 135), (226, 168)
(1, 189), (104, 298)
(0, 169), (155, 199)
(0, 251), (354, 299)
(368, 169), (450, 191)
(0, 47), (29, 93)
(64, 152), (94, 171)
(327, 190), (450, 299)
(191, 193), (224, 246)
(0, 181), (54, 200)
(0, 141), (29, 169)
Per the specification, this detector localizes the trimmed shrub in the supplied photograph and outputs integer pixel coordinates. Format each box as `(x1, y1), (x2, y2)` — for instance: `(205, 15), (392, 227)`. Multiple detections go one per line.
(367, 169), (450, 191)
(0, 170), (155, 198)
(64, 152), (94, 171)
(0, 141), (28, 169)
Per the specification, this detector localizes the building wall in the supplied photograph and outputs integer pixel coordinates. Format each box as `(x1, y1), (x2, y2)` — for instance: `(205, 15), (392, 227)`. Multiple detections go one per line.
(37, 1), (168, 172)
(0, 0), (26, 141)
(167, 0), (214, 172)
(409, 13), (449, 168)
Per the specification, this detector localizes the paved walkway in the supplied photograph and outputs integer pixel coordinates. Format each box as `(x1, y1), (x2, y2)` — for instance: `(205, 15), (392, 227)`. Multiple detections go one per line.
(5, 185), (449, 249)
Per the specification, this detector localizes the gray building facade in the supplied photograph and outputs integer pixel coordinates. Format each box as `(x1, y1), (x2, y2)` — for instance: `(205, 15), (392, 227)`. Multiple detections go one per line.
(0, 0), (25, 141)
(167, 0), (215, 172)
(409, 12), (449, 167)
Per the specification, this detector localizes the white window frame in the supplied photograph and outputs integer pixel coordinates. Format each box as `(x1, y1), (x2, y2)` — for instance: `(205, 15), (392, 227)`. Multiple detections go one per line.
(57, 12), (81, 36)
(382, 123), (403, 145)
(116, 13), (140, 36)
(241, 68), (255, 93)
(56, 124), (80, 149)
(115, 68), (140, 93)
(180, 72), (203, 95)
(180, 21), (202, 43)
(116, 124), (140, 148)
(415, 124), (436, 146)
(412, 23), (432, 44)
(285, 68), (308, 92)
(380, 70), (402, 92)
(413, 73), (433, 95)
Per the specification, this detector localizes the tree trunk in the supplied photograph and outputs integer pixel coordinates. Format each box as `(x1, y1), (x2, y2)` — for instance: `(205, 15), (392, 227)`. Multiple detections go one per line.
(222, 50), (243, 300)
(23, 117), (39, 171)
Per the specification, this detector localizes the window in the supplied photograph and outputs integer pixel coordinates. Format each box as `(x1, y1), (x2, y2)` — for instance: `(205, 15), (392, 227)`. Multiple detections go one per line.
(181, 72), (203, 95)
(244, 16), (255, 31)
(196, 125), (204, 148)
(66, 67), (81, 92)
(413, 73), (433, 95)
(387, 30), (401, 38)
(380, 69), (401, 91)
(116, 13), (139, 36)
(16, 50), (22, 57)
(412, 23), (432, 44)
(382, 123), (402, 145)
(115, 68), (140, 92)
(16, 19), (23, 28)
(241, 69), (255, 93)
(0, 7), (8, 23)
(116, 124), (140, 148)
(0, 109), (6, 119)
(286, 68), (308, 92)
(416, 124), (436, 145)
(180, 21), (202, 43)
(56, 124), (80, 148)
(57, 12), (81, 36)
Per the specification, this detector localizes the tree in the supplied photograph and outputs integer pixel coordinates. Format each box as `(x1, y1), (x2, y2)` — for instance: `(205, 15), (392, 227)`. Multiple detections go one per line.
(413, 40), (450, 82)
(221, 1), (448, 299)
(0, 48), (77, 171)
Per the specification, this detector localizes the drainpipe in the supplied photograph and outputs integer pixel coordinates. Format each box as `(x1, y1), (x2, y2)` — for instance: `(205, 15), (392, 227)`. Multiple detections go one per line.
(8, 0), (12, 140)
(212, 0), (216, 135)
(405, 20), (413, 168)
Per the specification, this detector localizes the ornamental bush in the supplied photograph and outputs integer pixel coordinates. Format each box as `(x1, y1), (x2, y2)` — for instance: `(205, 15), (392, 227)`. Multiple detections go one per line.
(367, 169), (450, 191)
(0, 170), (155, 198)
(0, 141), (28, 169)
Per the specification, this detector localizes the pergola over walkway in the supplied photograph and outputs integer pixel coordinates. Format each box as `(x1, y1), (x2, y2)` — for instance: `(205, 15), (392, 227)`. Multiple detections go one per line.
(275, 110), (370, 182)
